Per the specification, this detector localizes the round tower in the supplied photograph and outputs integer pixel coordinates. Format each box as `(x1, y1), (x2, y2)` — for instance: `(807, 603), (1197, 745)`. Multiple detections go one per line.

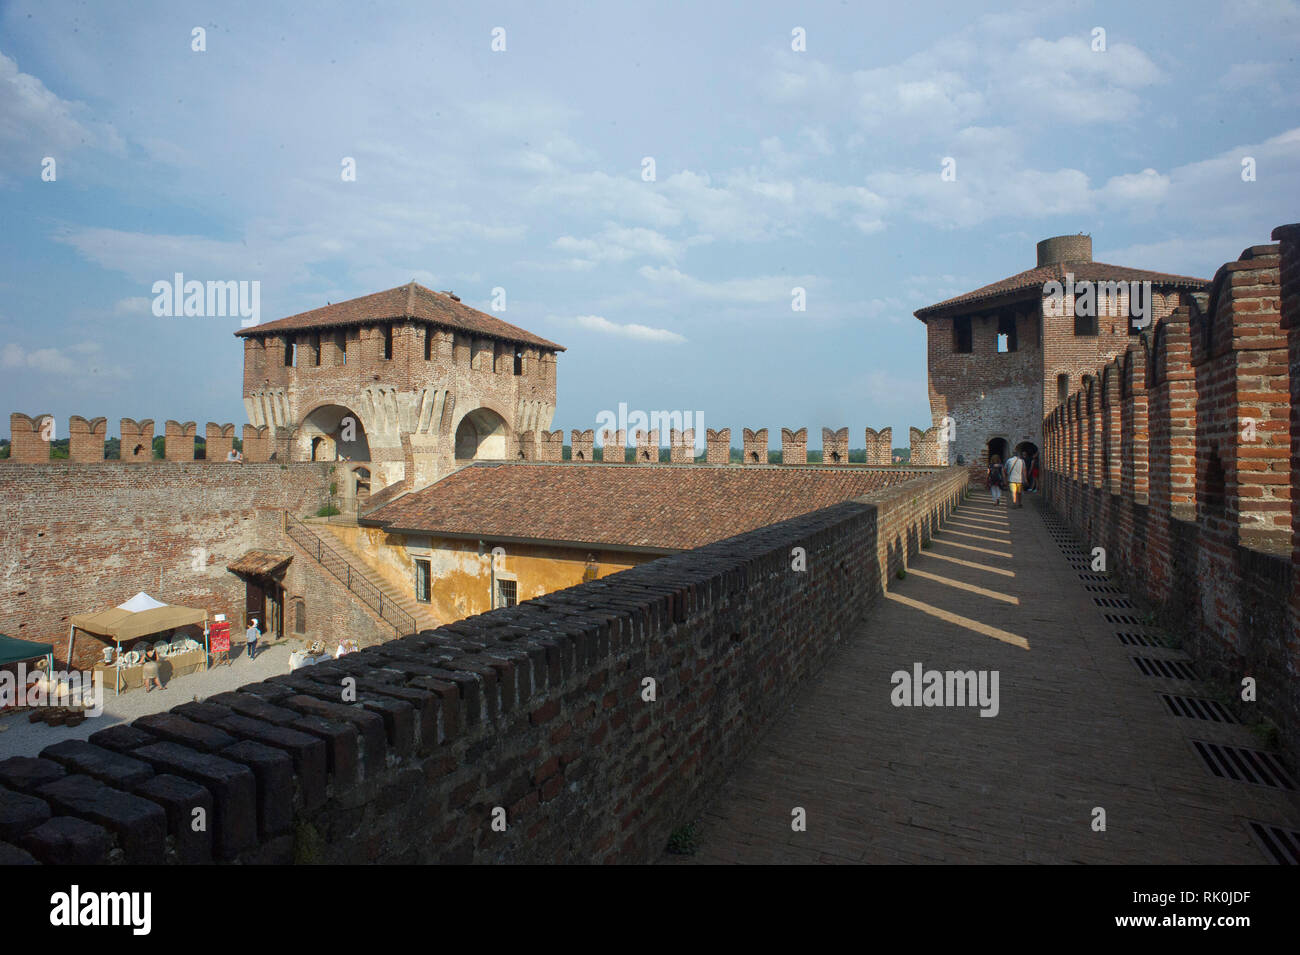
(1036, 234), (1092, 267)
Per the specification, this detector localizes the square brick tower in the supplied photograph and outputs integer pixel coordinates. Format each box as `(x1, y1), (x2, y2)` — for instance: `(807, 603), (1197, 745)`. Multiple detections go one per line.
(235, 283), (563, 492)
(914, 235), (1209, 468)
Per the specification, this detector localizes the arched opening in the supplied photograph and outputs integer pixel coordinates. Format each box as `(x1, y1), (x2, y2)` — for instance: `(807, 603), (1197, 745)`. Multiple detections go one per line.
(1014, 441), (1038, 460)
(352, 466), (371, 505)
(299, 404), (370, 461)
(986, 437), (1008, 464)
(455, 408), (509, 461)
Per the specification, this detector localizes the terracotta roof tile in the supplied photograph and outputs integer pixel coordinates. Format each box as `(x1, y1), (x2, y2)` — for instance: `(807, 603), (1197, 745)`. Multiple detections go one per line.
(364, 462), (932, 552)
(235, 282), (564, 351)
(227, 550), (293, 576)
(914, 261), (1210, 320)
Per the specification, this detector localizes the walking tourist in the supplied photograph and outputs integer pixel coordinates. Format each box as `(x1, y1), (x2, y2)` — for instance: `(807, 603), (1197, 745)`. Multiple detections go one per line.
(1006, 451), (1026, 507)
(987, 455), (1004, 506)
(245, 618), (261, 662)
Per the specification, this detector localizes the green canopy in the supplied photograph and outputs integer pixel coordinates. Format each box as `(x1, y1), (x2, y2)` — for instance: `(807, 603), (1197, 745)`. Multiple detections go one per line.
(0, 633), (55, 666)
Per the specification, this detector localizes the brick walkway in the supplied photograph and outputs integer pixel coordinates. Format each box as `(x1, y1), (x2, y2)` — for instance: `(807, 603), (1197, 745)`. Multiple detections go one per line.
(667, 491), (1300, 864)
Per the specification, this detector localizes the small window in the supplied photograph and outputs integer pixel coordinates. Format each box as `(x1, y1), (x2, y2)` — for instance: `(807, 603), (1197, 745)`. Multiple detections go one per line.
(496, 578), (517, 608)
(383, 325), (393, 360)
(997, 314), (1017, 353)
(284, 337), (294, 366)
(414, 559), (431, 603)
(339, 331), (348, 365)
(424, 329), (433, 361)
(312, 335), (321, 366)
(953, 316), (972, 353)
(1074, 312), (1098, 336)
(1057, 373), (1069, 405)
(513, 348), (523, 376)
(293, 599), (307, 634)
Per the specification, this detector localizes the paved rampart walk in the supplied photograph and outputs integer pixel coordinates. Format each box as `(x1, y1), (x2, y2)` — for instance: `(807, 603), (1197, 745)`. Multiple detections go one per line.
(669, 492), (1300, 864)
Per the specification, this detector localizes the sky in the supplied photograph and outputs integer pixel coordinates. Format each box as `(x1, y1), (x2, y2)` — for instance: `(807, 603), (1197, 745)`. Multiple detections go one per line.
(1, 0), (1298, 450)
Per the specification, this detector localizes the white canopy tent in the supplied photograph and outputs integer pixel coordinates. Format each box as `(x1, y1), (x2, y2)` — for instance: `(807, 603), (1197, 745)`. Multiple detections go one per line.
(68, 592), (209, 694)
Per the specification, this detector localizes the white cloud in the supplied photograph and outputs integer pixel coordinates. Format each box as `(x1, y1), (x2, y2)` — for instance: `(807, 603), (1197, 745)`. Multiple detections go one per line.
(552, 227), (681, 269)
(113, 296), (150, 316)
(2, 342), (77, 374)
(638, 266), (818, 304)
(0, 51), (125, 171)
(571, 315), (686, 344)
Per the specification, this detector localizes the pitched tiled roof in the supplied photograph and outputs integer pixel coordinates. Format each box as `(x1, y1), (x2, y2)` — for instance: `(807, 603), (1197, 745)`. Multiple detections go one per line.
(363, 462), (930, 552)
(227, 550), (292, 576)
(914, 261), (1209, 320)
(235, 282), (564, 351)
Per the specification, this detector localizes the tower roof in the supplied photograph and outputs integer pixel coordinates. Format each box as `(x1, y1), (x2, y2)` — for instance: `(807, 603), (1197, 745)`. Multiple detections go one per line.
(235, 281), (565, 351)
(913, 253), (1209, 322)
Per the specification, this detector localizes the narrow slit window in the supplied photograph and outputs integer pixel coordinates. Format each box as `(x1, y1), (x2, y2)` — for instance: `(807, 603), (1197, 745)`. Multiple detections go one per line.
(953, 316), (972, 354)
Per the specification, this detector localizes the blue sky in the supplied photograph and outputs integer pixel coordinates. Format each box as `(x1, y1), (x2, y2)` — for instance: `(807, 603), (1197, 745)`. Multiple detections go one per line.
(2, 0), (1298, 449)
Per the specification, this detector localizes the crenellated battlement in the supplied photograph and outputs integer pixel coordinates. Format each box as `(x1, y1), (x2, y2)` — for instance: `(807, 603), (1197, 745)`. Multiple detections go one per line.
(1043, 222), (1299, 763)
(490, 422), (924, 466)
(5, 414), (244, 463)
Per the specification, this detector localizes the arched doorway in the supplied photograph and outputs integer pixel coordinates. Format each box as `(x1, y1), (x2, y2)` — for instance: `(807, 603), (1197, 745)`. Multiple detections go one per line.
(300, 405), (371, 461)
(1014, 440), (1039, 460)
(455, 408), (508, 460)
(986, 437), (1008, 464)
(352, 466), (371, 505)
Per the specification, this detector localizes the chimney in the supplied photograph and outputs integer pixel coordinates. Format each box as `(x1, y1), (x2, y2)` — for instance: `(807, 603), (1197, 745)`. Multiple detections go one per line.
(1036, 234), (1093, 267)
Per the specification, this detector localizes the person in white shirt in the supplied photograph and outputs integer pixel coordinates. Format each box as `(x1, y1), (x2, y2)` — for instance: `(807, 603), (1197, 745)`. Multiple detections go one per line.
(1005, 452), (1026, 507)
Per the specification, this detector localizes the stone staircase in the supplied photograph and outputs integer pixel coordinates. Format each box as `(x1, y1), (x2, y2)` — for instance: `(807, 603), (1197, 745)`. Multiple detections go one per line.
(308, 518), (441, 634)
(282, 513), (431, 636)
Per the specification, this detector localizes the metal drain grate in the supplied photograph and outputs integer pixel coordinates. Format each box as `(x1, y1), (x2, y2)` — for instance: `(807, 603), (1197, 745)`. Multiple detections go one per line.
(1117, 632), (1165, 647)
(1191, 740), (1296, 790)
(1132, 656), (1198, 679)
(1161, 694), (1239, 723)
(1248, 822), (1300, 864)
(1107, 613), (1143, 625)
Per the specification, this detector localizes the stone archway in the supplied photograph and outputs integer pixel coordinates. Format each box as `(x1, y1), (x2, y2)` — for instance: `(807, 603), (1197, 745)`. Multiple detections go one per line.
(455, 407), (509, 461)
(298, 404), (371, 461)
(986, 436), (1008, 465)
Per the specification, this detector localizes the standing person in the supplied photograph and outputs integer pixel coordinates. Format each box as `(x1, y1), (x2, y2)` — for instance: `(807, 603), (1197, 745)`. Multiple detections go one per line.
(987, 454), (1004, 506)
(1006, 451), (1026, 507)
(142, 645), (164, 693)
(1029, 452), (1041, 493)
(245, 618), (261, 662)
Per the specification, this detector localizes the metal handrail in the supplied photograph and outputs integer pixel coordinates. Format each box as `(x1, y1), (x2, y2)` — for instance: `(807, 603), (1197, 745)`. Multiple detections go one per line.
(284, 512), (416, 636)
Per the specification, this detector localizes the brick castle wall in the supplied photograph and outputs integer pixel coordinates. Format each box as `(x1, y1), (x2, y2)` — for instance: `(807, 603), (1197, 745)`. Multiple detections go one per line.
(0, 462), (392, 671)
(0, 467), (968, 864)
(1043, 227), (1298, 761)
